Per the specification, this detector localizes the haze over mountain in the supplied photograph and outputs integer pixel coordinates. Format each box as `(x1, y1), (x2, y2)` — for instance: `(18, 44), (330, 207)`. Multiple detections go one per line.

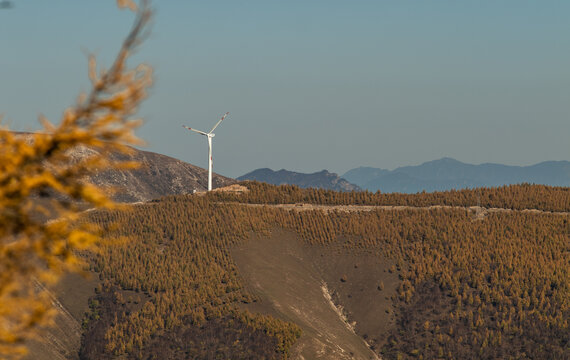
(237, 168), (360, 192)
(343, 158), (570, 193)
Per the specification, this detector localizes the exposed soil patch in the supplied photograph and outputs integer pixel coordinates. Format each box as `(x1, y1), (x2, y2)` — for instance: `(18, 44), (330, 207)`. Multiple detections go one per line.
(305, 239), (400, 352)
(232, 229), (399, 359)
(52, 272), (102, 322)
(23, 273), (101, 360)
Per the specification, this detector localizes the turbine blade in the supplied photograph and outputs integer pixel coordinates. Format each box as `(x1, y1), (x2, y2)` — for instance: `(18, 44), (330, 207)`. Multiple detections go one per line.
(182, 125), (208, 136)
(209, 112), (229, 134)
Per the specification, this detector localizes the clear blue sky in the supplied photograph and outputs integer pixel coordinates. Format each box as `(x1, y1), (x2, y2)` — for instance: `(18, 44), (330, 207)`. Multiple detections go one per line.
(1, 1), (569, 177)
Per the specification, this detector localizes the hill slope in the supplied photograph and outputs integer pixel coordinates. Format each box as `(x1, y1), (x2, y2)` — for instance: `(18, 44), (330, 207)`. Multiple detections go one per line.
(238, 168), (360, 192)
(79, 146), (235, 202)
(15, 132), (235, 202)
(70, 183), (569, 359)
(343, 158), (570, 193)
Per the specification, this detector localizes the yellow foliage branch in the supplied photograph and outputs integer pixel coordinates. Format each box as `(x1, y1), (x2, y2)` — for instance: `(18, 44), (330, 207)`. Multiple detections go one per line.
(0, 1), (152, 357)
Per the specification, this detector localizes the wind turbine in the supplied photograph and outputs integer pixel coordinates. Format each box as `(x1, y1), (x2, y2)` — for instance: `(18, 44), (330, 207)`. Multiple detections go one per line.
(182, 112), (229, 191)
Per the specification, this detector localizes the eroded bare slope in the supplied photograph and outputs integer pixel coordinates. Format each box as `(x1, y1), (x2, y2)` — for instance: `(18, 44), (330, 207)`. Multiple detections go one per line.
(233, 230), (399, 359)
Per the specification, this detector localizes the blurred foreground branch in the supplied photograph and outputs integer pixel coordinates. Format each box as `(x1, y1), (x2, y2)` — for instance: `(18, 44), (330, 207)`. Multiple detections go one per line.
(0, 1), (152, 357)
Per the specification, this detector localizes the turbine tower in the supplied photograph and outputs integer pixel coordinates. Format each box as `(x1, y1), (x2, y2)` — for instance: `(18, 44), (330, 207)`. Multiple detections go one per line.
(182, 112), (229, 191)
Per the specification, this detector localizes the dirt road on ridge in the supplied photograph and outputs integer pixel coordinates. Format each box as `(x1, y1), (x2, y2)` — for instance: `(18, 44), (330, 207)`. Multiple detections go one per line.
(236, 203), (570, 217)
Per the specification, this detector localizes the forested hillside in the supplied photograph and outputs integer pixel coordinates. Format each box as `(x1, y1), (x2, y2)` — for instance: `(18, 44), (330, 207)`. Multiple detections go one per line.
(214, 181), (570, 212)
(81, 182), (569, 359)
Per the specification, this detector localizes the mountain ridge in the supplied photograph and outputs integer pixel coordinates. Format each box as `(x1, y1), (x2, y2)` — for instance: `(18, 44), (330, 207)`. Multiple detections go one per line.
(13, 132), (235, 203)
(343, 158), (570, 193)
(237, 168), (360, 192)
(84, 147), (236, 202)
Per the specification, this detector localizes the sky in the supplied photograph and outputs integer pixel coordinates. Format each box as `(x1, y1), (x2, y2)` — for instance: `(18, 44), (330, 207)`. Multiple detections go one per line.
(1, 1), (569, 178)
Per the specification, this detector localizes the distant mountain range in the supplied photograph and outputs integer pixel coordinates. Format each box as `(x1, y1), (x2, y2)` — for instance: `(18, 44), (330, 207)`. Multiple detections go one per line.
(238, 158), (570, 194)
(342, 157), (570, 193)
(237, 168), (360, 192)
